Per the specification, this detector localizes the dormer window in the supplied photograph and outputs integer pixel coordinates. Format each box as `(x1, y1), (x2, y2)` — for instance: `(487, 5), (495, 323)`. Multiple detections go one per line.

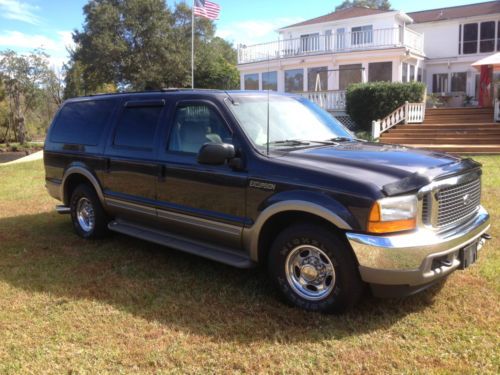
(351, 25), (373, 45)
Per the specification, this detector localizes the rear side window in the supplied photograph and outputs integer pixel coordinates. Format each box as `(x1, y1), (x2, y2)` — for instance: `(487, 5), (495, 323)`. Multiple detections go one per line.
(50, 100), (116, 145)
(113, 104), (163, 150)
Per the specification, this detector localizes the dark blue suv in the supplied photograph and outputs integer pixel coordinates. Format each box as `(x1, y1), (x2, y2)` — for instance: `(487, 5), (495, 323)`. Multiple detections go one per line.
(44, 90), (490, 313)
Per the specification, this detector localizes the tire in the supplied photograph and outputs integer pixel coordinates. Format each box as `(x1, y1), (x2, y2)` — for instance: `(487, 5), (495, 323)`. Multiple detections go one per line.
(70, 183), (109, 239)
(268, 223), (364, 313)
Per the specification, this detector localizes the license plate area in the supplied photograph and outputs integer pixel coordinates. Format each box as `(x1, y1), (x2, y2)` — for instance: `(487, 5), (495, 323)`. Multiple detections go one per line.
(458, 241), (479, 270)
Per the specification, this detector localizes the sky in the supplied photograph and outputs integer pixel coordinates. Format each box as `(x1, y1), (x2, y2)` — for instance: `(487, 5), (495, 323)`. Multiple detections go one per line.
(0, 0), (491, 68)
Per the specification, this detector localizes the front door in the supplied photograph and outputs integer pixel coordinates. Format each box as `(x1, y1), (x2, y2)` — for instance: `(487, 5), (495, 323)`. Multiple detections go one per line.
(156, 100), (247, 249)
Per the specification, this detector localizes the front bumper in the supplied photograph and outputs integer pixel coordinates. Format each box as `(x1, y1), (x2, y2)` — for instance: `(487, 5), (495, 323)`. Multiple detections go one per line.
(346, 206), (490, 291)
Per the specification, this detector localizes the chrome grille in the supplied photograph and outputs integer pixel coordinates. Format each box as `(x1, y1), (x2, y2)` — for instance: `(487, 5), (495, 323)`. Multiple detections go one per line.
(436, 177), (481, 228)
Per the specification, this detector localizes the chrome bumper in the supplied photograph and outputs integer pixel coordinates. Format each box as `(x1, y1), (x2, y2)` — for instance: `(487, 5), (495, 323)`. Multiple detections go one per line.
(346, 206), (490, 286)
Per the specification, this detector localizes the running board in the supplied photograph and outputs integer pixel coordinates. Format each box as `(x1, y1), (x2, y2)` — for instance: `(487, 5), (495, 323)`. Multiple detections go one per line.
(108, 219), (255, 269)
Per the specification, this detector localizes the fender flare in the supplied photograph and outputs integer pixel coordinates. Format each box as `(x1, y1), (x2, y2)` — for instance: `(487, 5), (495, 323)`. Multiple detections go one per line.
(242, 200), (353, 262)
(60, 165), (105, 205)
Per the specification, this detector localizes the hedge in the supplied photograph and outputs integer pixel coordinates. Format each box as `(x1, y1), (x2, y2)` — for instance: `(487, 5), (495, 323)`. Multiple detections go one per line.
(345, 81), (426, 131)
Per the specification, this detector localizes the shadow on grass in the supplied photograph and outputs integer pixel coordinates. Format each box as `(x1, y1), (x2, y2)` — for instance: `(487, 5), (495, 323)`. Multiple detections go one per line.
(0, 212), (446, 343)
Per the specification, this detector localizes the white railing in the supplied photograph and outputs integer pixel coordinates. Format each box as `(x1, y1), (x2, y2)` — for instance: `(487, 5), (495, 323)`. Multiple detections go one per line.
(372, 101), (425, 139)
(495, 98), (500, 122)
(298, 90), (346, 111)
(238, 27), (424, 64)
(404, 28), (424, 52)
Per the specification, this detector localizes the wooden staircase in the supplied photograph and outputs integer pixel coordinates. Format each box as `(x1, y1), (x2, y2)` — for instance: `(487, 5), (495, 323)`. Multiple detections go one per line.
(380, 107), (500, 154)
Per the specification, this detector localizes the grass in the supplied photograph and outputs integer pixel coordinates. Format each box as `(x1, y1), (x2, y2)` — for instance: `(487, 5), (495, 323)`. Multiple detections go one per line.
(0, 158), (499, 374)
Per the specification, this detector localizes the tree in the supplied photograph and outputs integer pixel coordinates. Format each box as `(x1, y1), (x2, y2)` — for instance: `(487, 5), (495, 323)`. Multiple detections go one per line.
(0, 49), (60, 143)
(335, 0), (391, 11)
(67, 0), (239, 93)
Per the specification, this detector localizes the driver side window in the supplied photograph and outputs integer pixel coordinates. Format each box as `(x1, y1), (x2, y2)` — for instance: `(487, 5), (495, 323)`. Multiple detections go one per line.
(168, 104), (232, 153)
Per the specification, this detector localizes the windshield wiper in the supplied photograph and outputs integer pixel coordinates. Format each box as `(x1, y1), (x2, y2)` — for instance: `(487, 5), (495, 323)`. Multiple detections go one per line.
(266, 139), (310, 146)
(326, 136), (354, 142)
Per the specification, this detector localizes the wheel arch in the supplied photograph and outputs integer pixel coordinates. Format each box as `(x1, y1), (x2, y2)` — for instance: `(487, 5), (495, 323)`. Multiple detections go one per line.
(243, 200), (354, 263)
(61, 165), (105, 206)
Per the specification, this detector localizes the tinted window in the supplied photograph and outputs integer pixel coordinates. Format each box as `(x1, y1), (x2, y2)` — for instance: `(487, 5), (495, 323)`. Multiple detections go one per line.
(285, 69), (303, 92)
(168, 105), (231, 154)
(463, 23), (478, 54)
(244, 74), (259, 90)
(262, 71), (277, 91)
(308, 67), (327, 91)
(50, 100), (115, 145)
(368, 62), (392, 82)
(339, 64), (362, 90)
(113, 104), (163, 149)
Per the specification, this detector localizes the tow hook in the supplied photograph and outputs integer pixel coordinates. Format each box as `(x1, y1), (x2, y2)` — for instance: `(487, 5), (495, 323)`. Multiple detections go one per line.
(477, 233), (492, 251)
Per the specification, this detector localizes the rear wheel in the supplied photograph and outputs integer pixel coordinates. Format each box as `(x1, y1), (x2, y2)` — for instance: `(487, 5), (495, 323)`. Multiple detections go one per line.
(268, 223), (363, 313)
(70, 184), (109, 239)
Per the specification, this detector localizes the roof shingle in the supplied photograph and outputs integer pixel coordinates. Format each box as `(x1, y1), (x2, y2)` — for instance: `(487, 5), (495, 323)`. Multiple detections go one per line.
(280, 7), (390, 30)
(408, 1), (500, 24)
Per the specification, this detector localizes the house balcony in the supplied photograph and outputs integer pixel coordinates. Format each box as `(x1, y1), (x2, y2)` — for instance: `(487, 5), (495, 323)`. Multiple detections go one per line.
(237, 27), (424, 64)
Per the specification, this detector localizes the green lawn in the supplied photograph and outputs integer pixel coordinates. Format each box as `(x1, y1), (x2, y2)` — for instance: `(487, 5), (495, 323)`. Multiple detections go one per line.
(0, 158), (499, 374)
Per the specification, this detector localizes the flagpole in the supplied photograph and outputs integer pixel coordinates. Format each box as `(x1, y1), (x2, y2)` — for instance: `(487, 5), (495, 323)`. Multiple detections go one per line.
(191, 0), (195, 89)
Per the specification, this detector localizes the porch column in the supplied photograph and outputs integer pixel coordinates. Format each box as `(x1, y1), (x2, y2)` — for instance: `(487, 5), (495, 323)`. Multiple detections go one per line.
(393, 59), (401, 82)
(277, 69), (285, 93)
(328, 63), (337, 90)
(240, 73), (245, 90)
(258, 73), (262, 91)
(361, 62), (369, 83)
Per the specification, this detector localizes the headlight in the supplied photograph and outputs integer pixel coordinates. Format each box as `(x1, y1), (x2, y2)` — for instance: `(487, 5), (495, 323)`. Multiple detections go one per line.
(368, 195), (417, 233)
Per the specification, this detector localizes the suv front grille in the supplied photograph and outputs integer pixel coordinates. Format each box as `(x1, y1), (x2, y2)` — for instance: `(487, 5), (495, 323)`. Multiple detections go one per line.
(436, 177), (481, 228)
(420, 174), (481, 230)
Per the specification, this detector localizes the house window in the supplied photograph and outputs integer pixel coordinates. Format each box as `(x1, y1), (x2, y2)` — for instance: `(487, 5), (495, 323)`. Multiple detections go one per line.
(410, 65), (415, 81)
(351, 25), (373, 45)
(498, 21), (500, 51)
(244, 74), (259, 90)
(480, 21), (495, 53)
(462, 23), (478, 54)
(433, 73), (448, 93)
(368, 62), (392, 82)
(339, 64), (362, 90)
(417, 68), (423, 82)
(451, 72), (467, 92)
(262, 71), (277, 91)
(285, 69), (304, 92)
(402, 63), (408, 83)
(300, 33), (320, 52)
(307, 67), (328, 91)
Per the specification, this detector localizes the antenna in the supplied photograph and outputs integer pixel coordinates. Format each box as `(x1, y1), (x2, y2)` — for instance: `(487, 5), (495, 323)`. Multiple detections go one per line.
(266, 51), (270, 156)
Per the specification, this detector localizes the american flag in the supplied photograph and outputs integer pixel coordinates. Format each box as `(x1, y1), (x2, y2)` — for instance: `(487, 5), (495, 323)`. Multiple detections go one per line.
(193, 0), (220, 20)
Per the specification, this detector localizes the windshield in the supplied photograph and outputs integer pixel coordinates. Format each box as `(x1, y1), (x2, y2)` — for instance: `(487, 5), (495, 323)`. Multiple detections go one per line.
(225, 94), (353, 150)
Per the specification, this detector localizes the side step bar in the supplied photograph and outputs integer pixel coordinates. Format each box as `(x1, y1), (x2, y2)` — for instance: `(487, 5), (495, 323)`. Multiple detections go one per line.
(108, 219), (256, 269)
(56, 205), (71, 214)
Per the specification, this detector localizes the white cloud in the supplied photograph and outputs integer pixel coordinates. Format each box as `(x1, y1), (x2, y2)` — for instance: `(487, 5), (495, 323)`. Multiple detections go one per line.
(0, 0), (41, 25)
(216, 17), (304, 46)
(0, 30), (74, 68)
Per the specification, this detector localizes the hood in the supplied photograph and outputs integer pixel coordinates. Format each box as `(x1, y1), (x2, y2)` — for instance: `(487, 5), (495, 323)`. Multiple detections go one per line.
(277, 141), (475, 194)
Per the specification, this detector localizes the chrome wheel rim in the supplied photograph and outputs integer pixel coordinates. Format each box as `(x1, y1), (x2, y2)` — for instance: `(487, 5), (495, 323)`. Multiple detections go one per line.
(285, 244), (336, 301)
(76, 197), (95, 233)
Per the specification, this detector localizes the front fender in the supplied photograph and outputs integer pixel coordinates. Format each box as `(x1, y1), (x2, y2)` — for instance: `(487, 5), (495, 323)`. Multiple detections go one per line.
(243, 190), (356, 262)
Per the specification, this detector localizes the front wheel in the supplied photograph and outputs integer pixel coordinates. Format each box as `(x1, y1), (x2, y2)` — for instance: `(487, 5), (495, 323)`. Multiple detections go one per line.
(268, 223), (364, 313)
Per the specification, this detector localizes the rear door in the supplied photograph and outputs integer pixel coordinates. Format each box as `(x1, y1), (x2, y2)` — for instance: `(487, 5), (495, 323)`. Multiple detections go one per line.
(102, 98), (167, 224)
(155, 99), (248, 249)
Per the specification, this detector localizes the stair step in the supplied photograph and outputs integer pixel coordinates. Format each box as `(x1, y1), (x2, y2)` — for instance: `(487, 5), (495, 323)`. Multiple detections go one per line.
(381, 137), (500, 145)
(108, 219), (255, 268)
(388, 144), (500, 154)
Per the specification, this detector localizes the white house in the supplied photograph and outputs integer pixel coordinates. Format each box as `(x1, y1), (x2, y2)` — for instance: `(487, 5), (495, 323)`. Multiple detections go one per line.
(236, 1), (500, 110)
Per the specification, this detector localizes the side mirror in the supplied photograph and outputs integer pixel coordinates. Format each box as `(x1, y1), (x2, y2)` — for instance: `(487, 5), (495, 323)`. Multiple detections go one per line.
(197, 143), (236, 165)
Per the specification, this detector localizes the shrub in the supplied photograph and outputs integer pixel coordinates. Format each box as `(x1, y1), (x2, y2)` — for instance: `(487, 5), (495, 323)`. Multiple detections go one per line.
(346, 81), (426, 131)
